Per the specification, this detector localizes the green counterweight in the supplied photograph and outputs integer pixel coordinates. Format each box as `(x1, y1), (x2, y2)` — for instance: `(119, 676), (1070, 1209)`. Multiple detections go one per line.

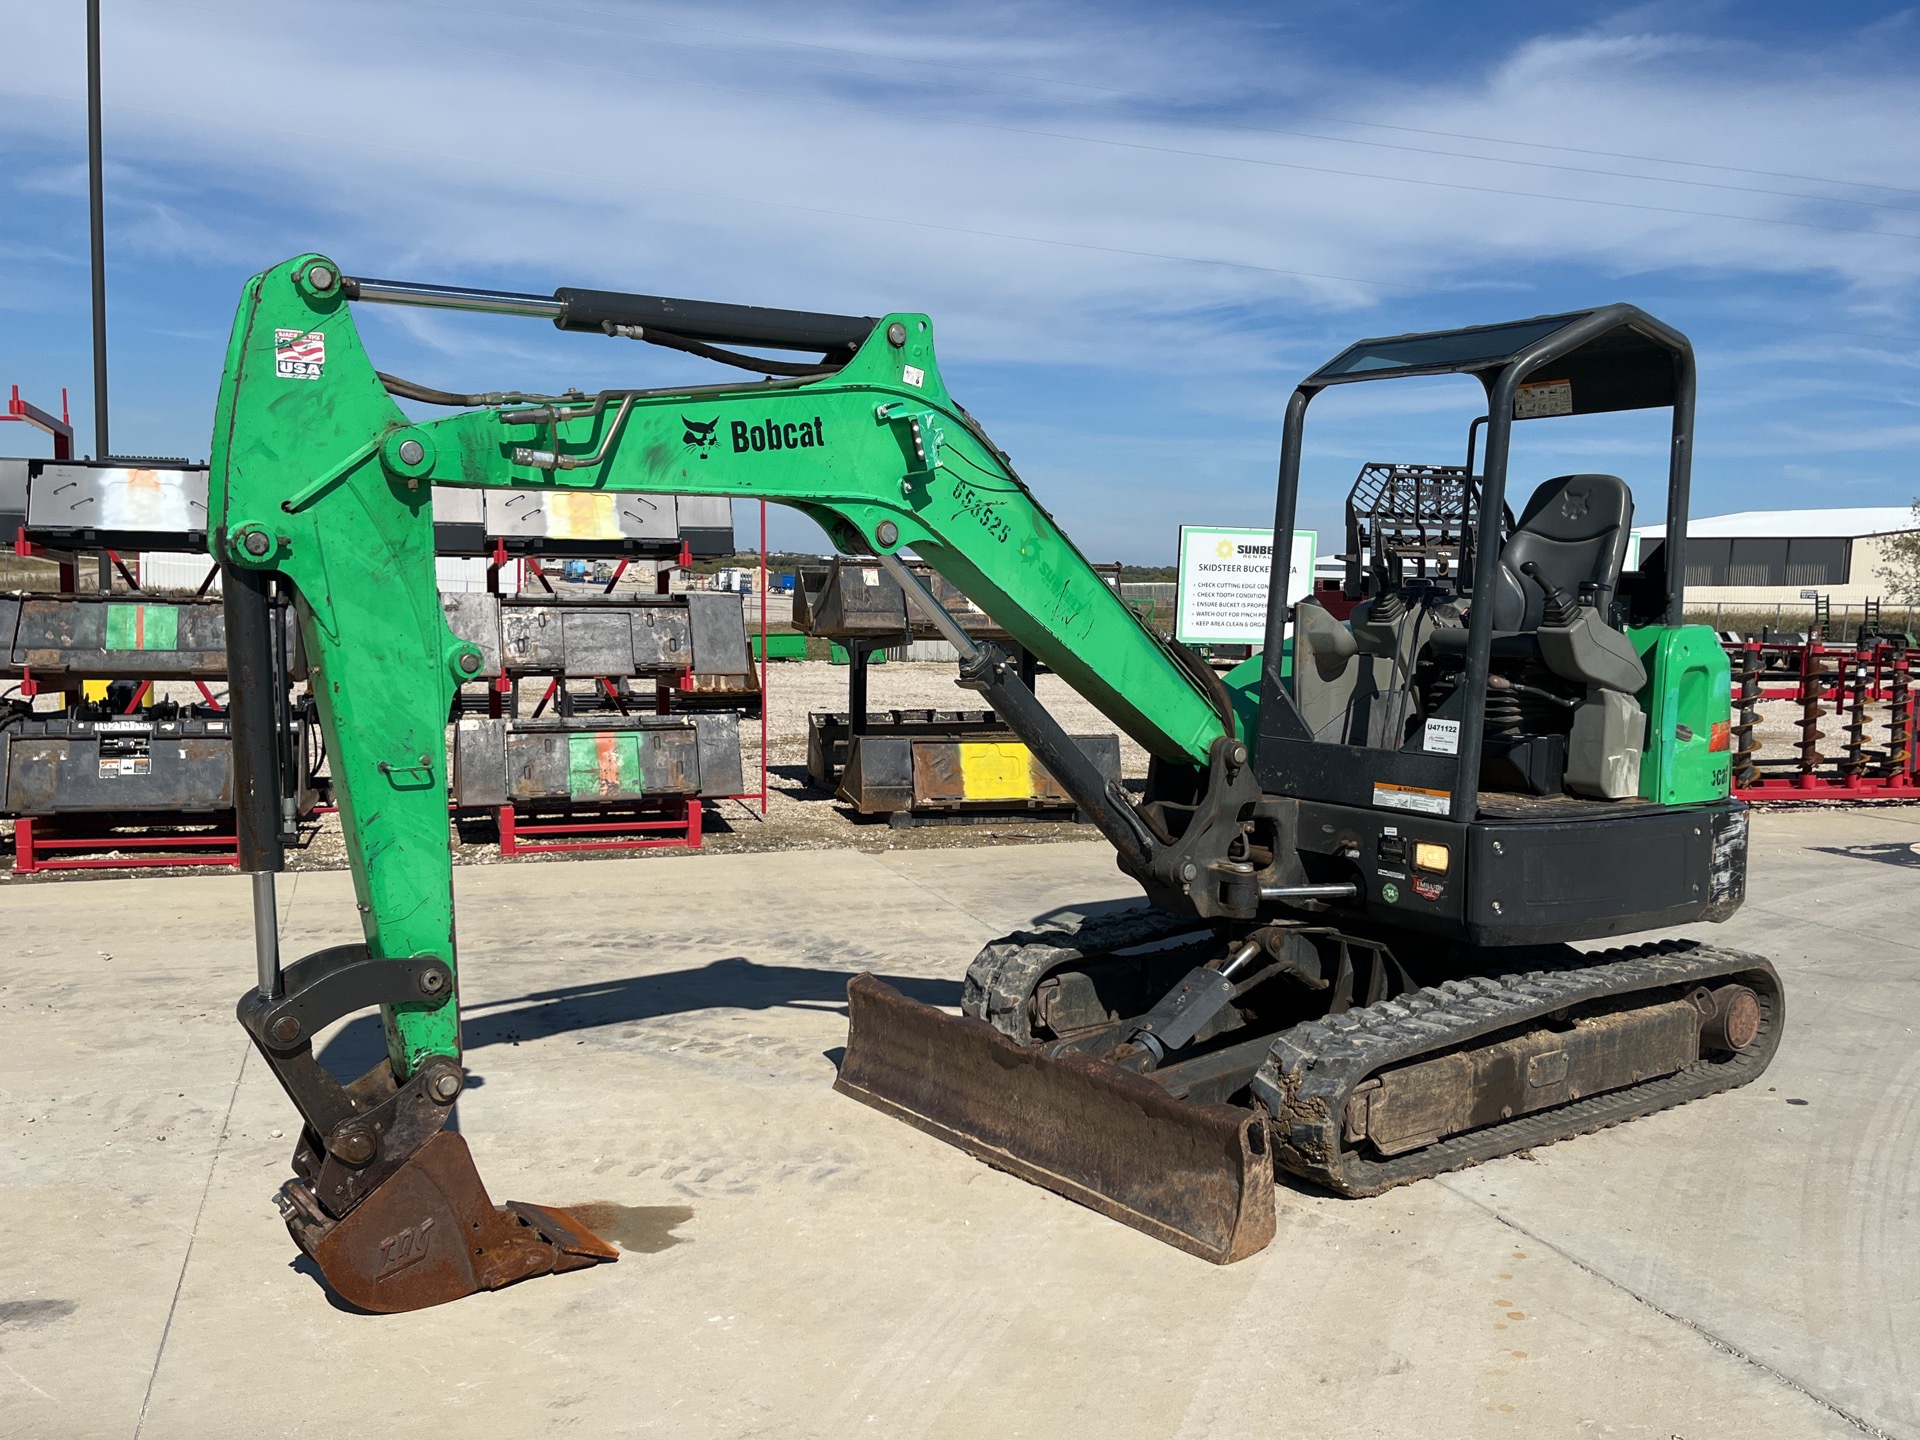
(209, 254), (1229, 1073)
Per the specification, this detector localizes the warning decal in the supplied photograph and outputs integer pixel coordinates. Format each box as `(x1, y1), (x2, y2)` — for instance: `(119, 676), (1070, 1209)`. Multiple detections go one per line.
(1372, 781), (1451, 816)
(274, 328), (326, 380)
(1513, 379), (1572, 419)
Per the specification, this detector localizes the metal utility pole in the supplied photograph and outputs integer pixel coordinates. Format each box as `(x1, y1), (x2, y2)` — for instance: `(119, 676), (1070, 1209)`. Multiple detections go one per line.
(86, 0), (109, 460)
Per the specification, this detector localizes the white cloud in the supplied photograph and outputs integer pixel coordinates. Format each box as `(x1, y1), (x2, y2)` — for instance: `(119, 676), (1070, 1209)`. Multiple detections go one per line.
(4, 1), (1915, 344)
(2, 0), (1916, 555)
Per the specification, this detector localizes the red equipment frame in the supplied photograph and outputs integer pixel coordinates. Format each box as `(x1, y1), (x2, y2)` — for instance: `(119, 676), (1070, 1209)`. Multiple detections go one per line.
(12, 815), (239, 873)
(496, 795), (703, 856)
(1738, 637), (1909, 704)
(1734, 767), (1920, 801)
(2, 385), (73, 458)
(1730, 639), (1917, 801)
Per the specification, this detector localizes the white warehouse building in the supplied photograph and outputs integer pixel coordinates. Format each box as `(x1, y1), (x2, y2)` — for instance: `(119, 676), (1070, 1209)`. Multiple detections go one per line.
(1629, 506), (1916, 609)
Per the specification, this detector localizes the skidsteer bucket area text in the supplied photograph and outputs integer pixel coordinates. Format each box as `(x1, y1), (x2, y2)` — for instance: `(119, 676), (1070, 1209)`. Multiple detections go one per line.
(835, 972), (1277, 1264)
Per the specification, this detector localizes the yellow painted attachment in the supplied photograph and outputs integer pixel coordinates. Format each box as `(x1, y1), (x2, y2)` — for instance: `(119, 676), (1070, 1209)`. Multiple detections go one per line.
(912, 740), (1073, 808)
(956, 742), (1048, 801)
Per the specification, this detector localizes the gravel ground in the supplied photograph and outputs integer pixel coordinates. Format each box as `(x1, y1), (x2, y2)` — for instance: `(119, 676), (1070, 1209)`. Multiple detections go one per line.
(4, 669), (1908, 885)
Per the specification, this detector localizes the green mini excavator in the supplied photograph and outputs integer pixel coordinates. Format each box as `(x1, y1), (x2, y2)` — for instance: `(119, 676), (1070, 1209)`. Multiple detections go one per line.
(212, 255), (1779, 1311)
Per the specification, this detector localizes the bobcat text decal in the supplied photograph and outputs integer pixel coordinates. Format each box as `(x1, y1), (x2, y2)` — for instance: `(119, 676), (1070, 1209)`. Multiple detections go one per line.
(732, 416), (825, 453)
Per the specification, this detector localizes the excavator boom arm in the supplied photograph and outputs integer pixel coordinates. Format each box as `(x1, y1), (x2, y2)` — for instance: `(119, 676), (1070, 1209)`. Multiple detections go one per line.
(209, 254), (1228, 1078)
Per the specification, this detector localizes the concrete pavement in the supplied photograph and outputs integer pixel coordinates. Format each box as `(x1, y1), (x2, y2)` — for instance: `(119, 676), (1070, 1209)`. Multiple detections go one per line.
(2, 806), (1916, 1438)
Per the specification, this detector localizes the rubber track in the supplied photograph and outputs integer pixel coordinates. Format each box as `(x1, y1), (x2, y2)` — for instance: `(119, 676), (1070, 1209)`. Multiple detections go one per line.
(962, 907), (1216, 1043)
(1249, 939), (1785, 1196)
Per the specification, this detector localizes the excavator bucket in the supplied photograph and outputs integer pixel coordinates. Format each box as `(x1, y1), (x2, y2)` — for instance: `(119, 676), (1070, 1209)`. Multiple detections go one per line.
(279, 1131), (619, 1313)
(835, 973), (1275, 1264)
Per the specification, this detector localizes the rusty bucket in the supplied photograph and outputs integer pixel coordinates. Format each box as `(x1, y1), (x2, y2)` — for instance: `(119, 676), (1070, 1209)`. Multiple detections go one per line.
(281, 1131), (619, 1313)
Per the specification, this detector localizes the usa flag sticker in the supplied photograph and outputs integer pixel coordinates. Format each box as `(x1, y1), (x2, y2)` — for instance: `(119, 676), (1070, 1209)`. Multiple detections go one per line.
(274, 327), (326, 379)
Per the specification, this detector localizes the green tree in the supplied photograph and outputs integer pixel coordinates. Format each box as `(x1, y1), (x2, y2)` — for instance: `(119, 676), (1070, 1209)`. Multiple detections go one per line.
(1875, 499), (1920, 602)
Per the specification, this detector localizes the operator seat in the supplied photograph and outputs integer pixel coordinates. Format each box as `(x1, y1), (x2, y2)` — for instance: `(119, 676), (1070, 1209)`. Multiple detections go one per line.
(1488, 474), (1633, 632)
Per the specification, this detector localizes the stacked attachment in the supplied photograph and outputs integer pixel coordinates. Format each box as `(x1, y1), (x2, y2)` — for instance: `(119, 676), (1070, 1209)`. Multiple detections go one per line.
(1, 459), (320, 869)
(794, 556), (1121, 823)
(443, 591), (748, 812)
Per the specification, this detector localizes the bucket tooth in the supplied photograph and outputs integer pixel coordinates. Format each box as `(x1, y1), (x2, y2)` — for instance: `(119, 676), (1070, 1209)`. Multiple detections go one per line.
(280, 1131), (618, 1313)
(836, 972), (1275, 1264)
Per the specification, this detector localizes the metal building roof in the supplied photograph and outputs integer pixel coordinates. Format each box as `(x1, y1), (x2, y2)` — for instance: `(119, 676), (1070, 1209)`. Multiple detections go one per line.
(1635, 507), (1916, 540)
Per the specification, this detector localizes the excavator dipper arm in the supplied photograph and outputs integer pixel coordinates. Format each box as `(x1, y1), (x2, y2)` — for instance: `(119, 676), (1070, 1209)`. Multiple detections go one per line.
(209, 254), (1233, 1308)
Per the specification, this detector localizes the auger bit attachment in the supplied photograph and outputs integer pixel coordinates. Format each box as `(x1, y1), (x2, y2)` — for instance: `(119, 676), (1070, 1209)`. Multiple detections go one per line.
(236, 944), (617, 1313)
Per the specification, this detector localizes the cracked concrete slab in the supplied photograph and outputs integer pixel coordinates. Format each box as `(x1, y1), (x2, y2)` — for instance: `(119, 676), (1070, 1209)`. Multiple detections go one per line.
(1, 808), (1913, 1438)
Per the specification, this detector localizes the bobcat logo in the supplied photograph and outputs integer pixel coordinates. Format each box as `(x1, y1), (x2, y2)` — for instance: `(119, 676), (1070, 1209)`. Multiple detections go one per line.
(682, 416), (720, 459)
(1559, 489), (1590, 521)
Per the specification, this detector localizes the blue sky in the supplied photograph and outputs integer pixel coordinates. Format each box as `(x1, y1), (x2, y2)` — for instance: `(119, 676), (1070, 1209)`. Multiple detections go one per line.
(2, 0), (1917, 562)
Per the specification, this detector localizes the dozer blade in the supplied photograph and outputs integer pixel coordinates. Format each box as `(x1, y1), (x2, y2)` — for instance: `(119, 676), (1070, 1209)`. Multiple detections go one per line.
(836, 973), (1275, 1264)
(280, 1131), (619, 1313)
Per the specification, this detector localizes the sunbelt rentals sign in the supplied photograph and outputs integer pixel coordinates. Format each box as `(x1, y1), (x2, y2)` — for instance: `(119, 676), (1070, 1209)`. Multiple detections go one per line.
(1175, 526), (1316, 646)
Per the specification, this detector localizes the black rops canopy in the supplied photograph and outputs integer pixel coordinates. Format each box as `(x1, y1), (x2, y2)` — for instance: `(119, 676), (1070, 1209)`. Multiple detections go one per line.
(1307, 305), (1687, 418)
(1258, 301), (1698, 824)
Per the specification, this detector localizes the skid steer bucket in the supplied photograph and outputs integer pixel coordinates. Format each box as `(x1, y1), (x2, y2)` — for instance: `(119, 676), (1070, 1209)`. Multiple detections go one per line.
(835, 973), (1276, 1264)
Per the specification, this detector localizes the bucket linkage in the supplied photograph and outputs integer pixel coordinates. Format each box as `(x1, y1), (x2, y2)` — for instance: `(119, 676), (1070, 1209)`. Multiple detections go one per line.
(237, 943), (616, 1313)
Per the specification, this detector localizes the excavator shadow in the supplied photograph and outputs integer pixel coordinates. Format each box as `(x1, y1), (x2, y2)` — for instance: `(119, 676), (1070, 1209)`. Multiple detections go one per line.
(1027, 898), (1154, 929)
(314, 956), (962, 1074)
(1811, 841), (1920, 869)
(289, 1254), (379, 1314)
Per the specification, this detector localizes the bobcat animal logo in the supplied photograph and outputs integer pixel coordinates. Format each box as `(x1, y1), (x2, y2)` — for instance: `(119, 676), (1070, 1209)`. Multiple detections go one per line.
(682, 416), (720, 458)
(1559, 489), (1590, 521)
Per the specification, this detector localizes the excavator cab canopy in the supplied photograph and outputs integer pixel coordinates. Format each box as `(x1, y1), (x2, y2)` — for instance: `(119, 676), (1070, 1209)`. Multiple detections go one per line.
(1256, 304), (1698, 823)
(1307, 307), (1686, 417)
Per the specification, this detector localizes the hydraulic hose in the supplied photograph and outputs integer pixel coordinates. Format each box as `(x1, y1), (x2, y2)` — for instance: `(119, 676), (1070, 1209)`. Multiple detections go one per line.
(220, 553), (284, 875)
